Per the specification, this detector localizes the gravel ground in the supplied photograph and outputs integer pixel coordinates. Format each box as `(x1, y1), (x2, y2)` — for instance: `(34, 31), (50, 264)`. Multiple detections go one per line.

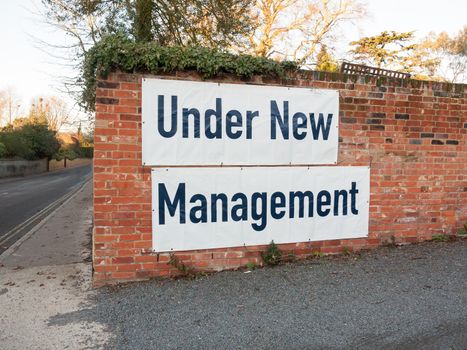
(49, 240), (467, 350)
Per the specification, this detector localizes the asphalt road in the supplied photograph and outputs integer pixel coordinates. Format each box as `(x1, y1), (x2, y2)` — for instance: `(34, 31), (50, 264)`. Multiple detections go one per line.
(0, 165), (92, 254)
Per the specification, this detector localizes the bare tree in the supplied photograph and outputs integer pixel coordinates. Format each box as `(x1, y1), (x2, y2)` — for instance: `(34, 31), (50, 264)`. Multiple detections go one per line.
(416, 26), (466, 83)
(44, 96), (75, 131)
(245, 0), (365, 66)
(39, 0), (126, 55)
(36, 1), (128, 101)
(0, 88), (21, 126)
(29, 96), (75, 132)
(0, 91), (6, 126)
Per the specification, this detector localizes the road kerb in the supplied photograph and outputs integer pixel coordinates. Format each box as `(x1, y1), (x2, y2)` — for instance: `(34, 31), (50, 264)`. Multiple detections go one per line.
(0, 177), (92, 262)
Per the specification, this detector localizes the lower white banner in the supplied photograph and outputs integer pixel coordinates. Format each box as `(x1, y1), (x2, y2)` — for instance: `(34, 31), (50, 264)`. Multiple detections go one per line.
(152, 166), (370, 252)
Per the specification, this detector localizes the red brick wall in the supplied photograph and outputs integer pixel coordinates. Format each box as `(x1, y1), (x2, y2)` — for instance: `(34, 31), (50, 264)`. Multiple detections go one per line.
(93, 70), (466, 284)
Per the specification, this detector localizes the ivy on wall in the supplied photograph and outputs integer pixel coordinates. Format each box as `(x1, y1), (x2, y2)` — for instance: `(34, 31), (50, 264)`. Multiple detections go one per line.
(82, 34), (298, 111)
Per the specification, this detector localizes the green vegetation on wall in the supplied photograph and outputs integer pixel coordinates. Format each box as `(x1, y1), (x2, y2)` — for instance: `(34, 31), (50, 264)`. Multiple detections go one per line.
(81, 34), (298, 111)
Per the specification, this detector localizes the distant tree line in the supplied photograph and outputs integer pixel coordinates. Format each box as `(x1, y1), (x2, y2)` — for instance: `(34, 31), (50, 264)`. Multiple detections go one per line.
(0, 123), (59, 160)
(0, 96), (93, 160)
(349, 28), (466, 82)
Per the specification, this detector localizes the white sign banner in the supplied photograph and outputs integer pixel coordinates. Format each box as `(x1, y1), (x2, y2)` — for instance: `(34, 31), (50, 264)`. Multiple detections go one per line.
(142, 78), (339, 166)
(152, 166), (369, 252)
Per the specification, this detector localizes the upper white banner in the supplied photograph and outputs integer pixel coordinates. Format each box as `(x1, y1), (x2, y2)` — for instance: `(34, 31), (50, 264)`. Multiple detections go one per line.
(142, 78), (339, 166)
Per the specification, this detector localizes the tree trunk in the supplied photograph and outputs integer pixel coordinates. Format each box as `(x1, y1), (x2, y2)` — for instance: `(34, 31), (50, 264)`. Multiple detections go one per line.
(134, 0), (154, 42)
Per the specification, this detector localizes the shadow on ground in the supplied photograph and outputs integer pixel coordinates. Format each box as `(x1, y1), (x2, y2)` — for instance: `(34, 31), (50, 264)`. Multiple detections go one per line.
(48, 240), (467, 350)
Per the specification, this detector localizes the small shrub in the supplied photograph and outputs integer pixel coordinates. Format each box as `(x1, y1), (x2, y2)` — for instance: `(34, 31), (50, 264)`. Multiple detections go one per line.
(457, 224), (467, 236)
(168, 254), (194, 276)
(312, 251), (324, 259)
(432, 234), (449, 242)
(342, 246), (351, 255)
(261, 240), (282, 266)
(287, 253), (297, 262)
(245, 262), (257, 271)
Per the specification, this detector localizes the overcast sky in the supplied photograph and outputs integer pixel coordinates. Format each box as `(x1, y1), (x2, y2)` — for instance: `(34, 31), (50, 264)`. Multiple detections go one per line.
(0, 0), (465, 120)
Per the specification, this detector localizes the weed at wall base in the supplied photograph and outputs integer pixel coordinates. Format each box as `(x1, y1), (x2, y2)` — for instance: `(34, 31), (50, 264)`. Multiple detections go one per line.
(261, 241), (283, 266)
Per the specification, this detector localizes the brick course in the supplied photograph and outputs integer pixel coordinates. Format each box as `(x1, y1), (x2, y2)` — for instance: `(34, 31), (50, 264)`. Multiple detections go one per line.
(93, 70), (466, 284)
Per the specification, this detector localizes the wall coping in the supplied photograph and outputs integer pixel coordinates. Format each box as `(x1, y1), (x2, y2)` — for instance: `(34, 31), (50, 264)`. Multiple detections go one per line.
(105, 68), (466, 94)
